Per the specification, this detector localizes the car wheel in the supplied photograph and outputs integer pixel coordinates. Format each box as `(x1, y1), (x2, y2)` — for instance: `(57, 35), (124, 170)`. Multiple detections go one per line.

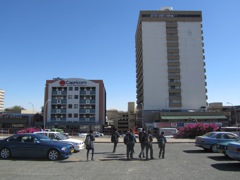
(0, 148), (11, 159)
(48, 149), (59, 161)
(210, 144), (218, 153)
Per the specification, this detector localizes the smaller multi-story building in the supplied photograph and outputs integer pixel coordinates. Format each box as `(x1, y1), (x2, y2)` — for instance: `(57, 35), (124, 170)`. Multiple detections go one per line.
(0, 89), (5, 112)
(106, 102), (136, 133)
(43, 77), (106, 132)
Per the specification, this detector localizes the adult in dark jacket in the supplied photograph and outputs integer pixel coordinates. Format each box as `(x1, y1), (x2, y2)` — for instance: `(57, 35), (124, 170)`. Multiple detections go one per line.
(138, 128), (146, 158)
(158, 131), (167, 158)
(85, 130), (95, 161)
(124, 129), (136, 160)
(146, 130), (154, 160)
(111, 129), (120, 153)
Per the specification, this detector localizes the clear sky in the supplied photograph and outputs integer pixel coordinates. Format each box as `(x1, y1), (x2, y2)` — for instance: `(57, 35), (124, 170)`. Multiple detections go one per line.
(0, 0), (240, 112)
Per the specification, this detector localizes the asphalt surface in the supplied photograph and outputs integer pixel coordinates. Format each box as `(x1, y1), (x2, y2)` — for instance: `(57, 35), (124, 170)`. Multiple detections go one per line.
(0, 139), (239, 180)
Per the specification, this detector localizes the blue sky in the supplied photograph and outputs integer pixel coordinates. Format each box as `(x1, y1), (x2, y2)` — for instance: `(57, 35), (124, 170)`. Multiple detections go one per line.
(0, 0), (240, 112)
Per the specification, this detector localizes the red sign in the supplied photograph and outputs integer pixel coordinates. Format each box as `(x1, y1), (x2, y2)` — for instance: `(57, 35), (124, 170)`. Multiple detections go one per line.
(59, 80), (66, 86)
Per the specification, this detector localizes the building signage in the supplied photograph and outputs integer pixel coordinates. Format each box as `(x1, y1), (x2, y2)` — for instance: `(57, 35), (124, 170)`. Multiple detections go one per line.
(59, 80), (87, 86)
(171, 123), (177, 128)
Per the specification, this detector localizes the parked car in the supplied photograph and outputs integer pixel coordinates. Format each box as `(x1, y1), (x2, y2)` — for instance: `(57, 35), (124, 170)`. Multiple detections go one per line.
(34, 131), (84, 152)
(226, 141), (240, 161)
(78, 133), (88, 138)
(195, 132), (238, 152)
(216, 137), (240, 156)
(93, 131), (104, 137)
(0, 133), (73, 160)
(50, 128), (69, 136)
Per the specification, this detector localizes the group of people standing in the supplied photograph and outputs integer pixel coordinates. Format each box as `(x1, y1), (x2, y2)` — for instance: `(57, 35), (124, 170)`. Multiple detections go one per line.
(112, 128), (167, 160)
(83, 128), (167, 161)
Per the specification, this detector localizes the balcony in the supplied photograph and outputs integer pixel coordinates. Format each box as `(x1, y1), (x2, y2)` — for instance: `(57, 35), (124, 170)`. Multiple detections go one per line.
(51, 117), (66, 121)
(79, 109), (96, 114)
(51, 99), (67, 104)
(52, 91), (67, 95)
(79, 99), (96, 104)
(51, 109), (67, 114)
(79, 118), (95, 122)
(80, 90), (96, 95)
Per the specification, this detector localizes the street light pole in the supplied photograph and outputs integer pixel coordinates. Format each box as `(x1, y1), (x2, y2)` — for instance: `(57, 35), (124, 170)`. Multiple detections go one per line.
(227, 102), (237, 126)
(28, 102), (34, 114)
(44, 99), (51, 130)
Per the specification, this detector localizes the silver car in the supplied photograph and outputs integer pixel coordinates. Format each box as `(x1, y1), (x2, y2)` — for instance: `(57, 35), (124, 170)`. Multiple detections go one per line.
(195, 132), (238, 152)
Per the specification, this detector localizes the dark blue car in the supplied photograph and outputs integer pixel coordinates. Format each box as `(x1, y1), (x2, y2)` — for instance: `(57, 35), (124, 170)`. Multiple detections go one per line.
(0, 133), (74, 160)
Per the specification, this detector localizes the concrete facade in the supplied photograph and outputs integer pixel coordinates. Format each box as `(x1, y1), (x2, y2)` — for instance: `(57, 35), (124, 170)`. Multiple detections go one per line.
(136, 8), (207, 114)
(43, 77), (106, 132)
(0, 89), (4, 112)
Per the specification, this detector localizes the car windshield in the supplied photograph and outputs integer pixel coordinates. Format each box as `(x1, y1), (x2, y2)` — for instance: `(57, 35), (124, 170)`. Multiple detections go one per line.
(203, 132), (215, 137)
(57, 132), (69, 140)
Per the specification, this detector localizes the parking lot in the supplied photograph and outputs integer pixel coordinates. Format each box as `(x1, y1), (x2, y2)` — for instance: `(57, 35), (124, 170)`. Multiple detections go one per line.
(0, 141), (239, 180)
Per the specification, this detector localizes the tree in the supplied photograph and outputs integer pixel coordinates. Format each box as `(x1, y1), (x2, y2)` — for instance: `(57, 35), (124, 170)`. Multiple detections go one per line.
(4, 106), (26, 113)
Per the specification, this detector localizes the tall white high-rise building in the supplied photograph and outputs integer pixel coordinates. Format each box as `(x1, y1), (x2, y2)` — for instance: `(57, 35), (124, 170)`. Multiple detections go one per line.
(0, 89), (4, 112)
(136, 7), (207, 114)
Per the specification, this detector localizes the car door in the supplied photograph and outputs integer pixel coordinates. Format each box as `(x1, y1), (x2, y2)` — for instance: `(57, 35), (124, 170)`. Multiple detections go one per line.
(7, 135), (23, 156)
(18, 135), (49, 158)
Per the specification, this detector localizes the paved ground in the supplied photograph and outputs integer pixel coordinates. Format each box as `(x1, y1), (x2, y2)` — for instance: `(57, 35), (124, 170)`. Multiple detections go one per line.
(0, 143), (239, 180)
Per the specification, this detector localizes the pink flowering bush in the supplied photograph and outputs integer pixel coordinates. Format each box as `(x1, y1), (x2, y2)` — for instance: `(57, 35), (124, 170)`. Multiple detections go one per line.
(175, 123), (219, 138)
(17, 127), (40, 134)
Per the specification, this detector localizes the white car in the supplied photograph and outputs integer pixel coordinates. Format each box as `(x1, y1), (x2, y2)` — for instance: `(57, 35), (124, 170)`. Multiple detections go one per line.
(93, 131), (104, 137)
(78, 133), (88, 138)
(34, 131), (84, 152)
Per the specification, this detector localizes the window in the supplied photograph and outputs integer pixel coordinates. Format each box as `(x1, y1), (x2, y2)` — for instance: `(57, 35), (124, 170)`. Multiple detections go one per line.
(68, 95), (72, 99)
(68, 104), (72, 109)
(74, 114), (78, 118)
(74, 104), (78, 109)
(74, 95), (78, 99)
(69, 87), (73, 91)
(68, 114), (72, 118)
(75, 87), (79, 91)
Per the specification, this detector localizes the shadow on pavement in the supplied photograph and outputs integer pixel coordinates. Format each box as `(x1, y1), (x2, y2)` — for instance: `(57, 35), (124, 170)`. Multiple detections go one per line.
(208, 156), (234, 161)
(183, 150), (210, 154)
(211, 163), (240, 171)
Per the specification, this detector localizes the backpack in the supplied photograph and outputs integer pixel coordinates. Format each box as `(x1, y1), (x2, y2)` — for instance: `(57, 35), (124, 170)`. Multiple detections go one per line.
(85, 135), (92, 147)
(124, 134), (130, 145)
(158, 136), (165, 146)
(141, 132), (148, 143)
(139, 132), (143, 143)
(111, 132), (119, 143)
